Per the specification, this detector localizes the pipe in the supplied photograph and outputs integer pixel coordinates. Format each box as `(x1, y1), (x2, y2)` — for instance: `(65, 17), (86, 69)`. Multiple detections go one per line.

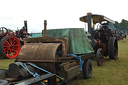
(43, 20), (47, 37)
(87, 13), (96, 47)
(87, 13), (93, 34)
(24, 20), (28, 33)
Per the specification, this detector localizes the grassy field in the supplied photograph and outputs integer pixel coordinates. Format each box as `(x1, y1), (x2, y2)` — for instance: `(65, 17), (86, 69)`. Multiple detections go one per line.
(0, 38), (128, 85)
(0, 58), (15, 69)
(67, 38), (128, 85)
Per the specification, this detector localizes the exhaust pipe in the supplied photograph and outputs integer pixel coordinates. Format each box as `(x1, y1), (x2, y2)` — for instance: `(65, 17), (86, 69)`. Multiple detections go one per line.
(24, 20), (28, 33)
(43, 20), (47, 37)
(87, 13), (93, 34)
(87, 13), (96, 47)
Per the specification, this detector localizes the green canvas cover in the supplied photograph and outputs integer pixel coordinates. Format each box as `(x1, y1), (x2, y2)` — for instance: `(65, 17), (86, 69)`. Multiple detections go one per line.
(42, 28), (94, 54)
(31, 33), (42, 38)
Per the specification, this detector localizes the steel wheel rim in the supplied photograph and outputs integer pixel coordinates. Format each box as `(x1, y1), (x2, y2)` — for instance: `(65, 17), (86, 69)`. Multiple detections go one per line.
(99, 52), (104, 65)
(3, 37), (20, 58)
(114, 40), (118, 59)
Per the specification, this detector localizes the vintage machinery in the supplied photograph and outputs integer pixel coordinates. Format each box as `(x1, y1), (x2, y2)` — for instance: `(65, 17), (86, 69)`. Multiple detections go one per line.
(0, 27), (20, 59)
(15, 21), (29, 46)
(80, 13), (118, 66)
(0, 20), (94, 85)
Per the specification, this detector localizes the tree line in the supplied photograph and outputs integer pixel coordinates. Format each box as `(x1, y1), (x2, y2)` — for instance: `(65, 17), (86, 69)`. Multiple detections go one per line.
(115, 19), (128, 31)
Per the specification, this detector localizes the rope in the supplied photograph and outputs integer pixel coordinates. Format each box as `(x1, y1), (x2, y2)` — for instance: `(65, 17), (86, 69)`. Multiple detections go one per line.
(28, 63), (64, 81)
(56, 51), (83, 71)
(17, 62), (65, 84)
(17, 62), (45, 85)
(17, 52), (82, 84)
(17, 62), (40, 78)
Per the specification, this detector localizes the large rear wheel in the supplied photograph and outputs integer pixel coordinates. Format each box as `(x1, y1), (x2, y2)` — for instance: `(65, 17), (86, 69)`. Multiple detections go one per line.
(0, 35), (20, 59)
(108, 37), (118, 59)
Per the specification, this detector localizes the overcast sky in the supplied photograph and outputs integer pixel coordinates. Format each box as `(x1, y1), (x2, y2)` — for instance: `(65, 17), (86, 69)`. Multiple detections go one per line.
(0, 0), (127, 32)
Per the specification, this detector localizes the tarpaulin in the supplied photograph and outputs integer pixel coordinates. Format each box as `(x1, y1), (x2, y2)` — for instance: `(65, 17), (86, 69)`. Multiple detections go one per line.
(42, 28), (94, 54)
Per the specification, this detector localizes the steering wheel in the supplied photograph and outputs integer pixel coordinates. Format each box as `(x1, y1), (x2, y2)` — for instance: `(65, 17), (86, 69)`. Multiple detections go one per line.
(0, 27), (8, 34)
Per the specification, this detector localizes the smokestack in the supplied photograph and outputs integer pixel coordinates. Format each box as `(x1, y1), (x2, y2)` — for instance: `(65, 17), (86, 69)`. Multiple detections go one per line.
(87, 13), (96, 47)
(87, 13), (93, 34)
(24, 20), (28, 33)
(43, 20), (47, 37)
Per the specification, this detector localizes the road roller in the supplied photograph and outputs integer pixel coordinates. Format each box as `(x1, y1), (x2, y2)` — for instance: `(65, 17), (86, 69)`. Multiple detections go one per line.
(0, 20), (94, 85)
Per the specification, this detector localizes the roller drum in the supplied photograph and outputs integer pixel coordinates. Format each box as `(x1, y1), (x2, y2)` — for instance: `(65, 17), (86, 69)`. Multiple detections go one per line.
(16, 43), (62, 73)
(17, 43), (61, 60)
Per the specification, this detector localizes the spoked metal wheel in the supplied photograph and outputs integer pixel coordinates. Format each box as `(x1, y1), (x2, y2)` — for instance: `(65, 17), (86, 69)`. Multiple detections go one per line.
(0, 35), (20, 59)
(96, 48), (104, 66)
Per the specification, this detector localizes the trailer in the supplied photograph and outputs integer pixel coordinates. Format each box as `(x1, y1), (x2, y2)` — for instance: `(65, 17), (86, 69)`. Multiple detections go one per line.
(0, 20), (94, 85)
(80, 13), (118, 66)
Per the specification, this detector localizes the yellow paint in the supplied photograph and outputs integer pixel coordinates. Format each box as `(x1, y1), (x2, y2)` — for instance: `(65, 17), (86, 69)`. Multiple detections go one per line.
(91, 18), (94, 28)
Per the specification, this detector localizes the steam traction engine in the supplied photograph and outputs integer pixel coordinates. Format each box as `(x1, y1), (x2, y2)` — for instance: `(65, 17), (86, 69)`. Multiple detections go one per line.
(80, 13), (118, 66)
(0, 27), (20, 59)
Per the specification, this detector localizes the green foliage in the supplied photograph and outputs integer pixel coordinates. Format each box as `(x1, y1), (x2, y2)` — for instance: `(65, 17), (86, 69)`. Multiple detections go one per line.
(115, 19), (128, 31)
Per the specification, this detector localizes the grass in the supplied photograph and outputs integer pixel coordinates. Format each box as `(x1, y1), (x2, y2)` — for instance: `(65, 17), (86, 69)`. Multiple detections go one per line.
(0, 38), (128, 85)
(0, 58), (15, 69)
(67, 38), (128, 85)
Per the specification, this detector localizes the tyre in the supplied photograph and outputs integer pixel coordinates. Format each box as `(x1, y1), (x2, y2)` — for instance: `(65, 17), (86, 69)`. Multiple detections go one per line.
(83, 59), (92, 79)
(96, 48), (104, 66)
(0, 35), (20, 59)
(108, 38), (111, 56)
(108, 37), (118, 59)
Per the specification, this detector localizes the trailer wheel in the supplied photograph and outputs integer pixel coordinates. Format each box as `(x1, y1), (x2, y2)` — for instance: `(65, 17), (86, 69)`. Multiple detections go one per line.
(108, 37), (118, 59)
(96, 48), (104, 66)
(82, 59), (92, 79)
(0, 35), (20, 59)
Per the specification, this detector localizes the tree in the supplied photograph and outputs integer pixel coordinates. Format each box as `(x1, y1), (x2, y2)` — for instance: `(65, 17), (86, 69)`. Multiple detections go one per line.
(115, 19), (128, 31)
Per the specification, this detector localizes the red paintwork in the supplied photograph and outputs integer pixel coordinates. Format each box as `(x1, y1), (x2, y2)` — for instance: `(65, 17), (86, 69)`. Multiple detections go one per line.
(0, 27), (20, 58)
(3, 36), (20, 58)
